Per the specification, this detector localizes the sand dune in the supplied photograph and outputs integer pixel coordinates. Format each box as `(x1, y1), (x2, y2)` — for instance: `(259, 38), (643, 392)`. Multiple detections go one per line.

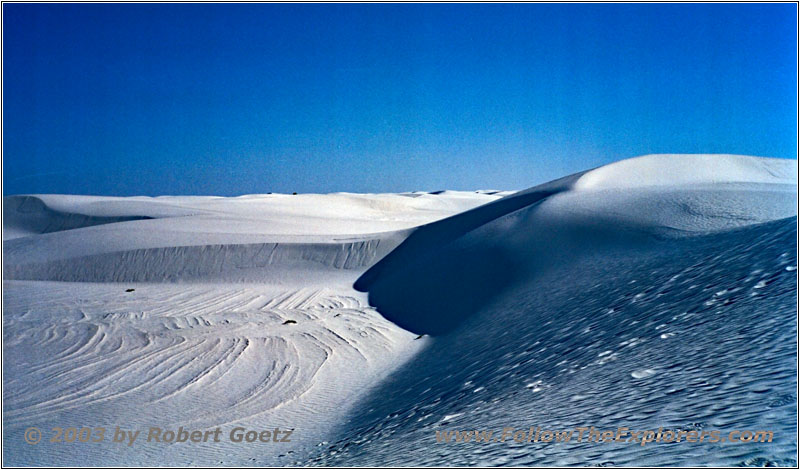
(3, 190), (503, 466)
(3, 191), (503, 283)
(3, 155), (797, 466)
(309, 155), (797, 467)
(357, 154), (796, 334)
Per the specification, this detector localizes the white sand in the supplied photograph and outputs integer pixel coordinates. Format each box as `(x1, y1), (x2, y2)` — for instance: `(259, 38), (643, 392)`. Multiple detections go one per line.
(3, 190), (504, 465)
(3, 155), (796, 466)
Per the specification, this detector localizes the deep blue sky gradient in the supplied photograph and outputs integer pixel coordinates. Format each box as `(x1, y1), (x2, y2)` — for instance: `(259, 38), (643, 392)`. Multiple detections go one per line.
(3, 3), (797, 196)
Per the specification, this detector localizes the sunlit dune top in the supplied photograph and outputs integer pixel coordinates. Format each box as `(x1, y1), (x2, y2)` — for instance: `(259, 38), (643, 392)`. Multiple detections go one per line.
(575, 154), (797, 190)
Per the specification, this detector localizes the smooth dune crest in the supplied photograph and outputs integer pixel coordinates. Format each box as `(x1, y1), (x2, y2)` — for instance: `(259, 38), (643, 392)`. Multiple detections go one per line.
(574, 154), (797, 190)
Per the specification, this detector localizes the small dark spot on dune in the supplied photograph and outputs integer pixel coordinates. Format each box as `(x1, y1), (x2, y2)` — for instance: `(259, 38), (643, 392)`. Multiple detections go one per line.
(283, 320), (297, 325)
(125, 288), (135, 292)
(415, 334), (425, 340)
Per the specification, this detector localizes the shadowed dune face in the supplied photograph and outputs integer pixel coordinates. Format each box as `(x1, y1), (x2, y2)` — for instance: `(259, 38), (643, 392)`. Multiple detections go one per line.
(358, 206), (659, 336)
(365, 244), (522, 335)
(354, 175), (583, 335)
(354, 190), (564, 335)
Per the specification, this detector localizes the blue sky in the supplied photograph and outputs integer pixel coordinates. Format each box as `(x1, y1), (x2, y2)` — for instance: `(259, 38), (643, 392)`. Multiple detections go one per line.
(3, 3), (797, 196)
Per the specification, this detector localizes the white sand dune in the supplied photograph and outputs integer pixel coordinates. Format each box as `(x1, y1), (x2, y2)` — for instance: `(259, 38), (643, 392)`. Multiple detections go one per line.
(3, 154), (797, 466)
(3, 191), (507, 283)
(3, 190), (505, 466)
(355, 154), (796, 334)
